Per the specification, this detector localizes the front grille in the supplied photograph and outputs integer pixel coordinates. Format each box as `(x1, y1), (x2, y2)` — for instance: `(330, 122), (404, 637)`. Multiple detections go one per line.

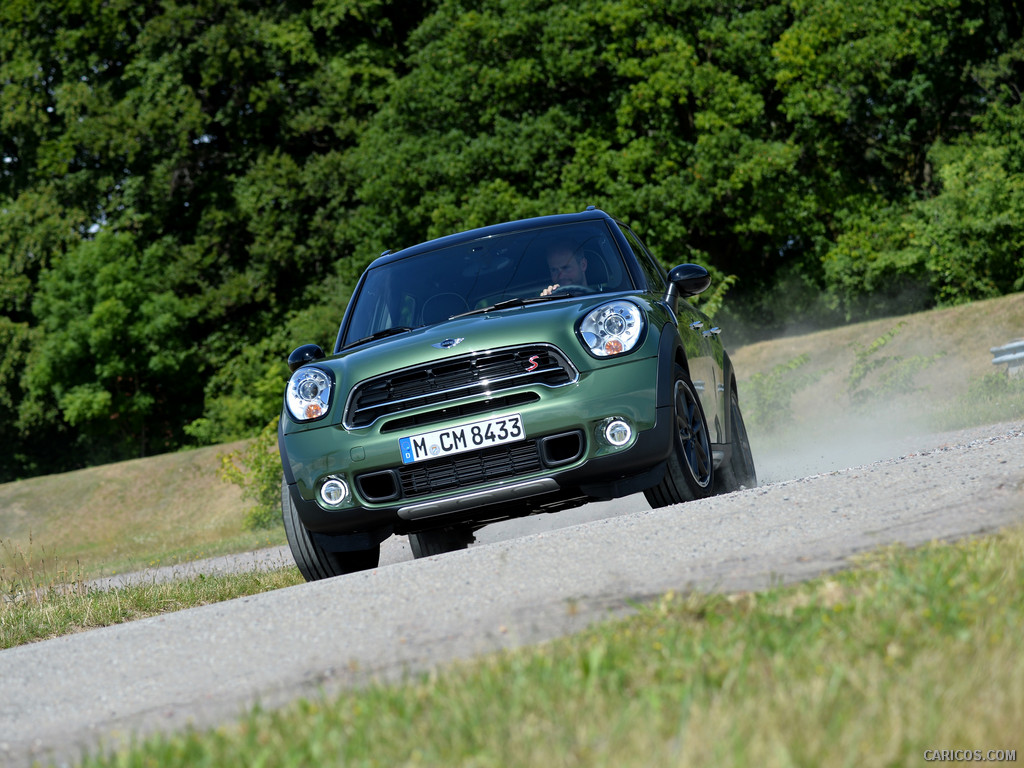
(345, 344), (577, 429)
(398, 441), (543, 498)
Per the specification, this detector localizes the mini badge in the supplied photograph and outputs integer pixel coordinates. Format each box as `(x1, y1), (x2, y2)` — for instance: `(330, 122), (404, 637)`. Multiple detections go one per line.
(432, 337), (465, 349)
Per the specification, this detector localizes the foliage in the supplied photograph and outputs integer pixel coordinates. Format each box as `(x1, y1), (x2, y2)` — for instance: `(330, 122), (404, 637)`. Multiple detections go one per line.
(1, 0), (1023, 480)
(218, 420), (284, 531)
(22, 231), (201, 464)
(687, 270), (737, 319)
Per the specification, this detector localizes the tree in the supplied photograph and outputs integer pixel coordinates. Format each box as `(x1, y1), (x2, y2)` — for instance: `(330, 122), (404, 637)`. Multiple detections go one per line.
(0, 0), (430, 478)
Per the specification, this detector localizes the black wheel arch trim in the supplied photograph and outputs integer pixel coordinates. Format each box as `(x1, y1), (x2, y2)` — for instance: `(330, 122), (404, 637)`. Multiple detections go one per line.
(277, 417), (296, 485)
(656, 322), (688, 410)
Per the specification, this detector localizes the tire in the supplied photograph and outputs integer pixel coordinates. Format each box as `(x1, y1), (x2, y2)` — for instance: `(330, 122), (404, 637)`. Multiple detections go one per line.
(714, 386), (757, 494)
(408, 526), (474, 559)
(281, 480), (380, 581)
(644, 365), (714, 508)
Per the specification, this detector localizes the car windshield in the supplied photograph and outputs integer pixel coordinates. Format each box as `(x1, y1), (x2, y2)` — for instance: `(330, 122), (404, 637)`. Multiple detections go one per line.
(342, 221), (634, 346)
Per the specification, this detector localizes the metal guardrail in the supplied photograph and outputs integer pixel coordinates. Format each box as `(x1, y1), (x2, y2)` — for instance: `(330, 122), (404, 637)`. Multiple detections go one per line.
(991, 339), (1024, 376)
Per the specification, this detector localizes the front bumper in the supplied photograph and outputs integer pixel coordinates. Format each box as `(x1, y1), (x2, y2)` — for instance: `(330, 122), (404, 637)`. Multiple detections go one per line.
(280, 352), (672, 537)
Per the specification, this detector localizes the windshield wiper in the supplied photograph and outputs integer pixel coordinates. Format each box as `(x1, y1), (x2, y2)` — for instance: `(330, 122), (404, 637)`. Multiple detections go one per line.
(344, 326), (414, 350)
(450, 294), (571, 320)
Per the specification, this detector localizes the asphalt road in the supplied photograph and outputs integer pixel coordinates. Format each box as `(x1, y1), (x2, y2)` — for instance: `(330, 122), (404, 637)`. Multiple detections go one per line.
(2, 421), (1022, 767)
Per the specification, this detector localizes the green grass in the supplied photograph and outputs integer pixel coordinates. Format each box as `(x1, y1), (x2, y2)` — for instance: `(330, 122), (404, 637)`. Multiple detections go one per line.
(78, 525), (1024, 767)
(0, 568), (303, 650)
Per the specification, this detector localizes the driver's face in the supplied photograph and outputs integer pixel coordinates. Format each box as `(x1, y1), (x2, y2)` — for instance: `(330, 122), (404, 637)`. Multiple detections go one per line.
(547, 251), (586, 284)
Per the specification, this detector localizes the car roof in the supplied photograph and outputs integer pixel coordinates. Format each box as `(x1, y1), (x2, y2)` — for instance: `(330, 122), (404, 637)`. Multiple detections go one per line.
(367, 207), (618, 269)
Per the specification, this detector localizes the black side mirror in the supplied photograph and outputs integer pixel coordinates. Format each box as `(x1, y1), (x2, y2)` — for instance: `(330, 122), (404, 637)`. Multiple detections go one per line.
(287, 344), (326, 373)
(664, 263), (711, 308)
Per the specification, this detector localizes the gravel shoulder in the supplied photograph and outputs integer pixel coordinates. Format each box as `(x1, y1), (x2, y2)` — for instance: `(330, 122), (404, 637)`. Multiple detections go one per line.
(4, 421), (1022, 767)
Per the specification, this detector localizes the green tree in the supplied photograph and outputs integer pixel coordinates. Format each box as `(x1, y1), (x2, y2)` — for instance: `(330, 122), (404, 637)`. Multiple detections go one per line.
(1, 0), (426, 477)
(821, 40), (1024, 317)
(777, 0), (1023, 323)
(22, 232), (199, 463)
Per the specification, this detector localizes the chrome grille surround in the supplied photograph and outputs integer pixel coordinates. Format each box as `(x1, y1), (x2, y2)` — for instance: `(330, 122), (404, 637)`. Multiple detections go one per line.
(343, 344), (578, 430)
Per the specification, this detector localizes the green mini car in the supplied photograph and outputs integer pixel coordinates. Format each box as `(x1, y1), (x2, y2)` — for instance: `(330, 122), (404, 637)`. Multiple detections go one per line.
(278, 207), (756, 580)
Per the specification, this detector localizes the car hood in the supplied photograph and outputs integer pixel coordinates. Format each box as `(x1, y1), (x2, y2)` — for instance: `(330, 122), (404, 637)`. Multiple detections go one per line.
(326, 292), (655, 380)
(337, 295), (614, 366)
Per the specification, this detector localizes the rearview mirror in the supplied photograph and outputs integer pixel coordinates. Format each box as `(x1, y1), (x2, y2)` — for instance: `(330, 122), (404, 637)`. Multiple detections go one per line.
(664, 263), (711, 308)
(287, 344), (326, 373)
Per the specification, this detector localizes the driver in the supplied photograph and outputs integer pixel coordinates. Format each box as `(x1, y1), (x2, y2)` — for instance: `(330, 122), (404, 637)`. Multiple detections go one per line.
(540, 240), (588, 296)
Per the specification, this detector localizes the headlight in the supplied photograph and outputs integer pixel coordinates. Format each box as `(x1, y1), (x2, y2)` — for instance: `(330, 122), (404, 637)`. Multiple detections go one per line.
(286, 367), (333, 422)
(579, 301), (644, 357)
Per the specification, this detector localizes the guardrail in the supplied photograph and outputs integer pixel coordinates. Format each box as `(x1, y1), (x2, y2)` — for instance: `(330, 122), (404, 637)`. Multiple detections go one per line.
(991, 339), (1024, 377)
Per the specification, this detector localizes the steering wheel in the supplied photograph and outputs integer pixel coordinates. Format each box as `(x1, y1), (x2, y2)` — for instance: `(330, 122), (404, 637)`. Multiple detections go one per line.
(547, 284), (592, 296)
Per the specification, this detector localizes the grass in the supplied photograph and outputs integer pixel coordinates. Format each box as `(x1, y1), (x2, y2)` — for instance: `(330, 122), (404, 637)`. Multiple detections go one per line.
(76, 525), (1024, 767)
(0, 567), (303, 650)
(0, 441), (287, 581)
(0, 442), (293, 650)
(730, 292), (1024, 480)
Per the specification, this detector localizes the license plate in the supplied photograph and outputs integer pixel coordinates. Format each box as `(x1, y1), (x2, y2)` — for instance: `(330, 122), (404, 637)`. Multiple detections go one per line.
(399, 414), (524, 464)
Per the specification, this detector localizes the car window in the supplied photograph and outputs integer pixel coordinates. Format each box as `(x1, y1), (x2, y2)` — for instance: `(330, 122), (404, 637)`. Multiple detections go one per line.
(342, 221), (636, 344)
(618, 224), (667, 292)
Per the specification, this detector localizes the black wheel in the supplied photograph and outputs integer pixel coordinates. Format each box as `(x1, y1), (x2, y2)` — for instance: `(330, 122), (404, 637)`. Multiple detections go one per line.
(408, 526), (474, 559)
(281, 480), (380, 581)
(644, 365), (714, 508)
(715, 386), (757, 494)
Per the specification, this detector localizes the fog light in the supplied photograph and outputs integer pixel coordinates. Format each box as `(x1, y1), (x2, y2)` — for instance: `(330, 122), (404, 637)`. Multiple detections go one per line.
(319, 476), (349, 507)
(601, 418), (632, 447)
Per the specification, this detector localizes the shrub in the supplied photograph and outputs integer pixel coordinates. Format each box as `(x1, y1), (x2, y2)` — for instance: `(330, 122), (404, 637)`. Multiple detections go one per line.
(219, 420), (283, 531)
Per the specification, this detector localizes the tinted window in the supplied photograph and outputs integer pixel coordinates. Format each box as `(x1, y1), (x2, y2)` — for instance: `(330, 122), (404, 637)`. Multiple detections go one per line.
(343, 221), (636, 344)
(619, 224), (667, 292)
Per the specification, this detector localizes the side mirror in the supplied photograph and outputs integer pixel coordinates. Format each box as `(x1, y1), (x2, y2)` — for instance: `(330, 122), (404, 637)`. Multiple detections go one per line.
(287, 344), (325, 373)
(664, 263), (711, 308)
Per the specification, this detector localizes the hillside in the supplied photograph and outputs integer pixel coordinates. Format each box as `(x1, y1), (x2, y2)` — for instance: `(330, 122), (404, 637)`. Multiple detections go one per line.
(730, 292), (1024, 478)
(733, 291), (1024, 411)
(2, 293), (1023, 579)
(0, 441), (285, 579)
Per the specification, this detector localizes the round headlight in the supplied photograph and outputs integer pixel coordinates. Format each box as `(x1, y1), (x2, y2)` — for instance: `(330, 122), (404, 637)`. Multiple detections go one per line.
(286, 367), (333, 422)
(579, 301), (644, 357)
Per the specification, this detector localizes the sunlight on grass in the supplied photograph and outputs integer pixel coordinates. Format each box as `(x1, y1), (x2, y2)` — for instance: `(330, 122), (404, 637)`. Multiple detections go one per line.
(0, 566), (303, 649)
(0, 442), (288, 581)
(77, 525), (1024, 768)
